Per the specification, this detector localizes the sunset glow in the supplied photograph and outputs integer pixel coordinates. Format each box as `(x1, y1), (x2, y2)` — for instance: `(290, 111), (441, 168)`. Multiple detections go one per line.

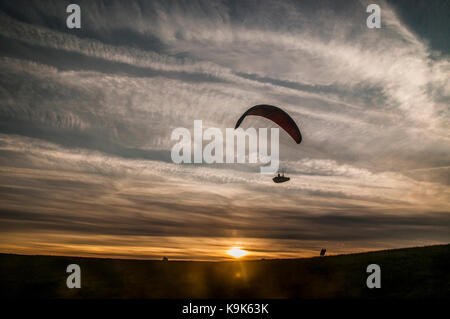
(227, 247), (248, 258)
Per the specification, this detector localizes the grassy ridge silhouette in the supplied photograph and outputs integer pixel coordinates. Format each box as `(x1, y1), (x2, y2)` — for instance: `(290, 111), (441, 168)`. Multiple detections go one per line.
(0, 244), (448, 298)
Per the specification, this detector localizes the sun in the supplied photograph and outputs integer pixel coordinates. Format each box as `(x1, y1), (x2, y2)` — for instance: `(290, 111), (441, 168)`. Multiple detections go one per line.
(227, 247), (248, 258)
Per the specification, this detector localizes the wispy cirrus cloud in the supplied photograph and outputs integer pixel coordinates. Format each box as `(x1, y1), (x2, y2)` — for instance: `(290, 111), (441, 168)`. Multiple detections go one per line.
(0, 0), (448, 259)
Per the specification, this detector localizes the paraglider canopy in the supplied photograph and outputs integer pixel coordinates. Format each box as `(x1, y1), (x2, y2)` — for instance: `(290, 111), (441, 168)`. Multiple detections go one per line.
(234, 104), (302, 144)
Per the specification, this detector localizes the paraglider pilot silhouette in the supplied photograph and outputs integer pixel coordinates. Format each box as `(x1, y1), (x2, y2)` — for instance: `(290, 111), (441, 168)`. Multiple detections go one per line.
(273, 169), (290, 184)
(235, 104), (302, 183)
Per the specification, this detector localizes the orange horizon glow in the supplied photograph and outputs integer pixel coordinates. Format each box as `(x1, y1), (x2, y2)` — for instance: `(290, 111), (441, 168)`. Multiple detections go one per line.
(0, 232), (446, 261)
(227, 247), (248, 258)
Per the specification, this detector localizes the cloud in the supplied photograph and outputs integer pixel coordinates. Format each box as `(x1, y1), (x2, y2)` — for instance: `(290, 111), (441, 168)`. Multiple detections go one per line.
(0, 0), (448, 259)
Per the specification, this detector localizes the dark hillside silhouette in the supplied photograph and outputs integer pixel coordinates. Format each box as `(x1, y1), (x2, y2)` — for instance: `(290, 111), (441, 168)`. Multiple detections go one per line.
(0, 244), (448, 299)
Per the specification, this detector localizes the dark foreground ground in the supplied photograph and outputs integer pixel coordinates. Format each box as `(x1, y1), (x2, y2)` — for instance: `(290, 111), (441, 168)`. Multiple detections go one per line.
(0, 244), (449, 299)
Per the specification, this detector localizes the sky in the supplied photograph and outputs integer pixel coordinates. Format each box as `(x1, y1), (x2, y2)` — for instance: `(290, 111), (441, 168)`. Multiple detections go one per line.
(0, 0), (448, 260)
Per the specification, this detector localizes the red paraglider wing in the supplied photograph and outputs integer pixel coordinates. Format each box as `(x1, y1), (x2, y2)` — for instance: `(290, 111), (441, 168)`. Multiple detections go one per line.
(234, 104), (302, 144)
